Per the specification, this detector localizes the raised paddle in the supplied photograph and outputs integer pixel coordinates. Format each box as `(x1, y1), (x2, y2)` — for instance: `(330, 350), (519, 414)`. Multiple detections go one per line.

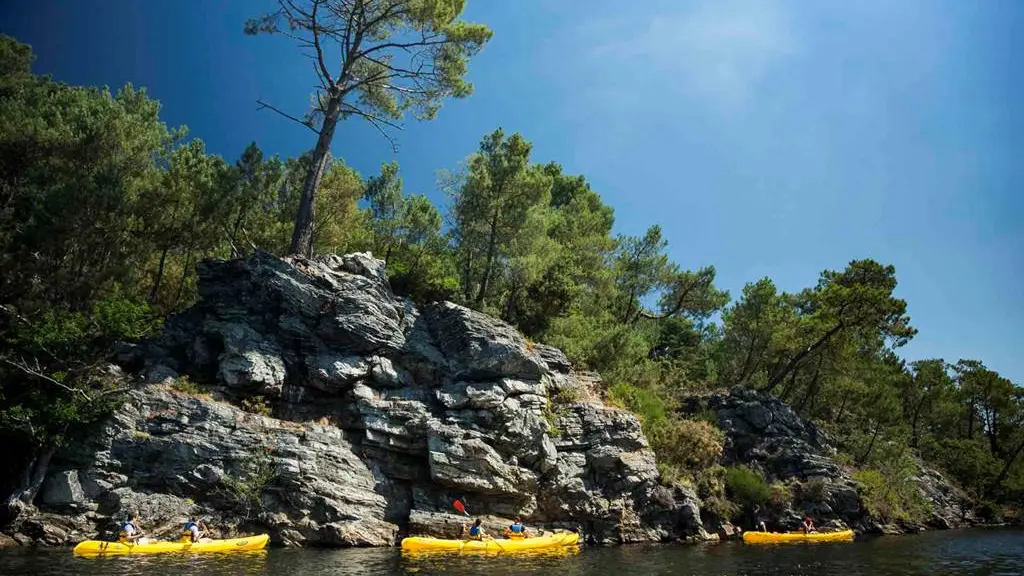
(452, 500), (508, 553)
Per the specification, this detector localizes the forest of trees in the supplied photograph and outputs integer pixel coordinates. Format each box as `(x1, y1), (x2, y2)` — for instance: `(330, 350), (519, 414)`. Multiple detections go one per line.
(1, 26), (1021, 523)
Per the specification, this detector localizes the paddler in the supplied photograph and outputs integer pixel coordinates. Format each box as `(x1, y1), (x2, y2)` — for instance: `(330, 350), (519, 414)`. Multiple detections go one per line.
(802, 514), (816, 534)
(462, 518), (486, 540)
(118, 513), (146, 544)
(752, 505), (767, 532)
(503, 517), (531, 538)
(181, 516), (211, 543)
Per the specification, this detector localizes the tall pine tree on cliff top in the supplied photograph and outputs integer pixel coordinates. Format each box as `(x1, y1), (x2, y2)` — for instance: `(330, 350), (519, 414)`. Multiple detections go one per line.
(245, 0), (492, 256)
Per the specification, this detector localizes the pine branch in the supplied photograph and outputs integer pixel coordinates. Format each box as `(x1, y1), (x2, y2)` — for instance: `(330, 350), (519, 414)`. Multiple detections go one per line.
(256, 99), (321, 134)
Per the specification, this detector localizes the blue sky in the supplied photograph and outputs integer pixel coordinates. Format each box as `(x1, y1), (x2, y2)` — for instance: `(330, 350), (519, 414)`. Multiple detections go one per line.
(3, 0), (1021, 382)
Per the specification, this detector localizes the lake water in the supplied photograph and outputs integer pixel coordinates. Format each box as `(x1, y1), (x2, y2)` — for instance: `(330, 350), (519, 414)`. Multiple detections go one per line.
(2, 528), (1022, 575)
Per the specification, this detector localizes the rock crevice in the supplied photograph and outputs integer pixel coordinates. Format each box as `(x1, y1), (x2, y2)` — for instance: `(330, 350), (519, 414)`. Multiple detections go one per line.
(9, 251), (700, 547)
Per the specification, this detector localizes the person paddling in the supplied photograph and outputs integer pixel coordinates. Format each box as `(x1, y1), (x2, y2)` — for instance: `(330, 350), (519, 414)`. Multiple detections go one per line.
(182, 516), (210, 543)
(119, 514), (146, 544)
(503, 517), (531, 538)
(802, 514), (817, 534)
(462, 518), (486, 540)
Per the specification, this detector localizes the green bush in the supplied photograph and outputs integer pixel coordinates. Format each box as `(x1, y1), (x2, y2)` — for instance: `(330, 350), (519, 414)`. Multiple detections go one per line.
(172, 376), (203, 395)
(769, 482), (792, 508)
(853, 461), (930, 524)
(607, 382), (668, 425)
(219, 445), (277, 520)
(696, 465), (727, 499)
(649, 418), (724, 473)
(704, 496), (741, 523)
(725, 465), (771, 509)
(240, 395), (273, 417)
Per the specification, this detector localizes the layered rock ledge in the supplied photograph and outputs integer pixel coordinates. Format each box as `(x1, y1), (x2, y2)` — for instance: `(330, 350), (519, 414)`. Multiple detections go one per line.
(4, 251), (701, 547)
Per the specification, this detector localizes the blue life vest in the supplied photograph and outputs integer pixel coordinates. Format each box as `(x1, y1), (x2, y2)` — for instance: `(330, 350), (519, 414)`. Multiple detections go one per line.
(469, 525), (481, 537)
(510, 523), (524, 533)
(121, 522), (137, 533)
(184, 521), (198, 531)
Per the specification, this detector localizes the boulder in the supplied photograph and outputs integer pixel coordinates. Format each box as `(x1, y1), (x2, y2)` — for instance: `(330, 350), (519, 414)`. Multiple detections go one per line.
(41, 470), (85, 508)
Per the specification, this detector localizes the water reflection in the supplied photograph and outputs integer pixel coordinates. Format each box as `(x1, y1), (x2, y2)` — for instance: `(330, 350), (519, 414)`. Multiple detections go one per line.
(1, 528), (1021, 576)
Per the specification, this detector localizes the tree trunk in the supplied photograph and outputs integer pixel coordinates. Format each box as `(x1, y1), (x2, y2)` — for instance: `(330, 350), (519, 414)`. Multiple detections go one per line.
(290, 93), (342, 257)
(988, 436), (1024, 496)
(174, 248), (193, 308)
(764, 322), (844, 392)
(835, 394), (850, 426)
(461, 247), (475, 303)
(474, 207), (501, 308)
(909, 392), (929, 448)
(409, 245), (425, 276)
(857, 419), (882, 465)
(148, 247), (169, 304)
(2, 447), (55, 525)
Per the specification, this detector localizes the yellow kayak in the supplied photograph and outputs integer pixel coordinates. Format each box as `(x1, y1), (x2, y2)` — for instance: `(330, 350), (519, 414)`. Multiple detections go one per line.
(73, 534), (269, 555)
(401, 531), (580, 552)
(743, 529), (855, 544)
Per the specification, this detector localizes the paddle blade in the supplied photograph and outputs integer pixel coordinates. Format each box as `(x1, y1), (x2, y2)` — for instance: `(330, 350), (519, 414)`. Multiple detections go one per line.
(453, 499), (468, 516)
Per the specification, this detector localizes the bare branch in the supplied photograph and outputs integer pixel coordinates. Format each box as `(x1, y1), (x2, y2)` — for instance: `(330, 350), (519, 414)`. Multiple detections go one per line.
(340, 103), (401, 152)
(357, 36), (449, 61)
(94, 385), (133, 400)
(2, 357), (93, 402)
(0, 303), (32, 327)
(256, 99), (321, 134)
(308, 0), (336, 85)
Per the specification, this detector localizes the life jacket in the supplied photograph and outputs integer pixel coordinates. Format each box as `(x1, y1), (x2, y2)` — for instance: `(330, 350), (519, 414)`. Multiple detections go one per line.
(509, 523), (524, 533)
(118, 522), (137, 542)
(469, 525), (481, 537)
(183, 521), (200, 541)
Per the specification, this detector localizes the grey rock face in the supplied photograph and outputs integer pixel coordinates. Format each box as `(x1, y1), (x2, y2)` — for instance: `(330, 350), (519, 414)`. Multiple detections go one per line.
(682, 387), (977, 533)
(14, 251), (700, 547)
(40, 471), (85, 508)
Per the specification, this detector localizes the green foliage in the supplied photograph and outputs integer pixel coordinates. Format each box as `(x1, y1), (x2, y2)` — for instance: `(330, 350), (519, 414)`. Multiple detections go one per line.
(1, 28), (1022, 519)
(219, 445), (278, 520)
(244, 0), (492, 256)
(853, 466), (929, 524)
(724, 465), (772, 510)
(171, 377), (203, 396)
(241, 395), (273, 417)
(649, 418), (724, 473)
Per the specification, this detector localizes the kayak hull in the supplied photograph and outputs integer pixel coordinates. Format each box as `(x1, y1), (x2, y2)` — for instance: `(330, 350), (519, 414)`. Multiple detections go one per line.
(400, 531), (580, 552)
(742, 530), (854, 544)
(73, 534), (270, 555)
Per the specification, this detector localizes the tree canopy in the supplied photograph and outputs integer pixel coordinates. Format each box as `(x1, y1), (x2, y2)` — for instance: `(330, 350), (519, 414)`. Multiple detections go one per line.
(1, 32), (1021, 523)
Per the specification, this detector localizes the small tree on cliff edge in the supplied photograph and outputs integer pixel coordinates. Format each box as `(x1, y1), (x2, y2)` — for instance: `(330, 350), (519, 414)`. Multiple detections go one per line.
(245, 0), (492, 257)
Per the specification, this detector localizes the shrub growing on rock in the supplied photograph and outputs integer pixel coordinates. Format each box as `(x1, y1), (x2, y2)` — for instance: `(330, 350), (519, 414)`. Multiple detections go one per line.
(725, 465), (772, 510)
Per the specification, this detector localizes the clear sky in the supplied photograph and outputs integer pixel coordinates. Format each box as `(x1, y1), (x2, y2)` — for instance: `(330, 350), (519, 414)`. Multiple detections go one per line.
(3, 0), (1021, 383)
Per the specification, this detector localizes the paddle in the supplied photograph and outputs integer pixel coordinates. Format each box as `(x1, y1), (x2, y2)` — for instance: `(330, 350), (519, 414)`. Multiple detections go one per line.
(452, 500), (507, 554)
(453, 500), (470, 553)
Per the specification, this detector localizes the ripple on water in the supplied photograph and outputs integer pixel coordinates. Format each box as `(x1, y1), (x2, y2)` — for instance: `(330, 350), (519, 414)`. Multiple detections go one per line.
(1, 528), (1022, 576)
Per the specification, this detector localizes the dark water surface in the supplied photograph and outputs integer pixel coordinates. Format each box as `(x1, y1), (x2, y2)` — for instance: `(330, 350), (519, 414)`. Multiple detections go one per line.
(2, 528), (1022, 575)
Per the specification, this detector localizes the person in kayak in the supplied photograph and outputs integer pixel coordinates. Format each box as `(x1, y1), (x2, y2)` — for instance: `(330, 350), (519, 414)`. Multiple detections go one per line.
(503, 517), (531, 538)
(462, 518), (486, 540)
(118, 514), (146, 544)
(802, 514), (817, 534)
(752, 505), (767, 532)
(182, 517), (210, 543)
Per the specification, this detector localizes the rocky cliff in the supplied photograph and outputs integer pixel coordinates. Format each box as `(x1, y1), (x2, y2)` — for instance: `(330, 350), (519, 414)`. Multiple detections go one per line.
(2, 251), (978, 548)
(3, 251), (701, 547)
(681, 388), (978, 534)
